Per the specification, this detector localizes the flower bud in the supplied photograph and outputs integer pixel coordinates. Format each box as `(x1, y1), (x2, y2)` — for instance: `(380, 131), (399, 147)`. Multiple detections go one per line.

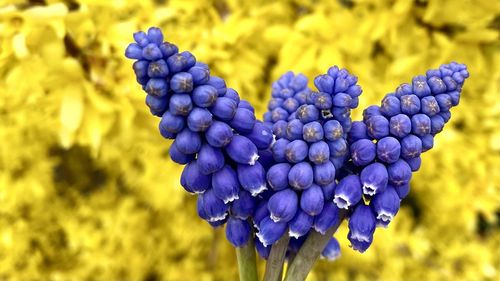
(231, 190), (256, 219)
(348, 204), (376, 253)
(360, 163), (389, 196)
(322, 181), (337, 201)
(309, 141), (330, 165)
(268, 98), (284, 111)
(188, 65), (210, 85)
(166, 53), (188, 73)
(328, 138), (348, 158)
(312, 92), (333, 110)
(434, 94), (452, 112)
(225, 135), (259, 165)
(303, 121), (324, 143)
(389, 114), (411, 138)
(285, 140), (309, 163)
(380, 95), (401, 117)
(427, 76), (447, 94)
(257, 217), (288, 247)
(288, 162), (314, 190)
(197, 194), (209, 220)
(321, 237), (341, 261)
(400, 135), (422, 159)
(289, 210), (314, 238)
(348, 121), (368, 143)
(371, 186), (400, 227)
(406, 156), (421, 172)
(376, 136), (401, 164)
(412, 75), (431, 97)
(200, 188), (229, 222)
(421, 96), (440, 117)
(363, 105), (381, 122)
(125, 43), (143, 59)
(238, 100), (255, 113)
(333, 175), (362, 209)
(145, 78), (168, 97)
(175, 128), (201, 154)
(159, 41), (178, 57)
(160, 111), (185, 134)
(268, 188), (299, 223)
(267, 163), (292, 191)
(272, 120), (288, 139)
(146, 95), (168, 116)
(333, 93), (352, 107)
(169, 143), (194, 165)
(443, 76), (458, 91)
(394, 183), (410, 199)
(411, 114), (431, 136)
(147, 59), (169, 78)
(224, 88), (240, 104)
(205, 121), (233, 148)
(207, 76), (227, 95)
(170, 72), (193, 93)
(197, 143), (225, 175)
(192, 85), (218, 107)
(387, 159), (412, 186)
(300, 184), (325, 216)
(253, 200), (270, 229)
(283, 97), (300, 113)
(430, 115), (445, 135)
(211, 97), (237, 121)
(159, 125), (176, 139)
(395, 83), (412, 97)
(271, 139), (290, 163)
(244, 121), (273, 150)
(313, 202), (341, 234)
(366, 115), (389, 140)
(226, 218), (251, 247)
(187, 107), (213, 132)
(449, 90), (461, 106)
(230, 108), (256, 134)
(180, 160), (211, 193)
(314, 161), (336, 186)
(350, 139), (376, 166)
(324, 120), (343, 141)
(421, 134), (434, 151)
(400, 94), (421, 116)
(237, 162), (267, 196)
(296, 105), (320, 123)
(169, 94), (192, 116)
(271, 108), (289, 122)
(212, 165), (240, 203)
(133, 60), (149, 78)
(286, 119), (304, 141)
(142, 43), (163, 61)
(314, 74), (334, 93)
(347, 84), (362, 97)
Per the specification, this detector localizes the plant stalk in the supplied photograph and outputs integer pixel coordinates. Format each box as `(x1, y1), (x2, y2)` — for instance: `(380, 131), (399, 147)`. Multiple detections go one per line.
(283, 210), (346, 281)
(236, 237), (259, 281)
(263, 233), (290, 281)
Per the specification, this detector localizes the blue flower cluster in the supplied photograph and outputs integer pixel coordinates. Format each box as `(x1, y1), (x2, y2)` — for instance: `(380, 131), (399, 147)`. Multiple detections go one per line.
(126, 26), (469, 259)
(125, 27), (275, 248)
(253, 68), (363, 259)
(337, 62), (469, 252)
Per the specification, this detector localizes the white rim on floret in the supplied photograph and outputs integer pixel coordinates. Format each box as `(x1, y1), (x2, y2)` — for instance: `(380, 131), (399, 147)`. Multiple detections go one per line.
(255, 232), (271, 247)
(248, 153), (260, 165)
(270, 213), (282, 223)
(250, 185), (267, 196)
(362, 184), (378, 196)
(222, 194), (240, 204)
(193, 189), (206, 194)
(376, 211), (394, 228)
(350, 231), (371, 243)
(288, 230), (303, 239)
(313, 224), (327, 235)
(208, 212), (228, 222)
(321, 250), (341, 261)
(333, 194), (351, 209)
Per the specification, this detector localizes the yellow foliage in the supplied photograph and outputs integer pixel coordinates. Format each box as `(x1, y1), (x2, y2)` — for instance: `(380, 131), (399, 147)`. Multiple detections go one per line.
(0, 0), (499, 280)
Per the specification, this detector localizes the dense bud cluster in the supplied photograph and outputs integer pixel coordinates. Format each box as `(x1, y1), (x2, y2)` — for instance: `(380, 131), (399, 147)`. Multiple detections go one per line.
(338, 62), (469, 252)
(126, 26), (468, 259)
(126, 27), (274, 248)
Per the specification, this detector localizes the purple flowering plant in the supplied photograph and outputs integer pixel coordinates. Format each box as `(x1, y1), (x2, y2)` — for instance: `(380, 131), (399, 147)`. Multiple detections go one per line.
(125, 27), (469, 281)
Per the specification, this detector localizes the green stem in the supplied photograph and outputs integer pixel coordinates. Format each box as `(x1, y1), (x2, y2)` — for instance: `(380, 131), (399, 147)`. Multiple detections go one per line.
(263, 233), (290, 281)
(236, 237), (259, 281)
(283, 210), (346, 281)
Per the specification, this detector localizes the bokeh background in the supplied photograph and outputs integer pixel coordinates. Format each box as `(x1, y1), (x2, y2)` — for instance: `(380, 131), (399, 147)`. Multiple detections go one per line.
(1, 0), (499, 280)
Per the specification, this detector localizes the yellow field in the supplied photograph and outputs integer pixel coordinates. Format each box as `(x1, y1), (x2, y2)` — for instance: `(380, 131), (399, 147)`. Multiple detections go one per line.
(0, 0), (499, 280)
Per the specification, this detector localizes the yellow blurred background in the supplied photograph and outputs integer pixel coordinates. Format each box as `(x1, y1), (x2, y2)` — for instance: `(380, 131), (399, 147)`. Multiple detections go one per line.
(0, 0), (499, 280)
